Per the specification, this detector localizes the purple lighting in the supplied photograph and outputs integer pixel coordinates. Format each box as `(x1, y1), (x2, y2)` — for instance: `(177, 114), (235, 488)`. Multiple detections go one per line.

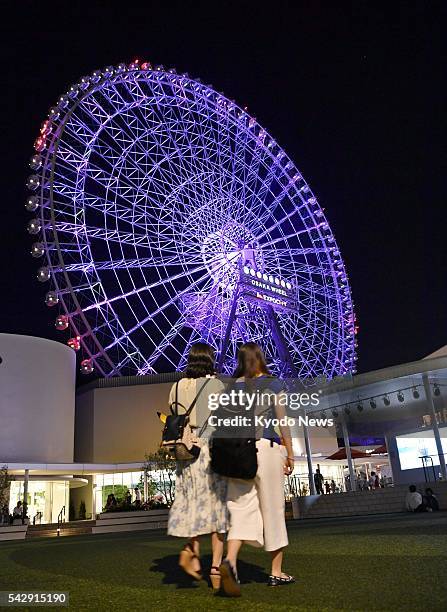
(25, 61), (356, 378)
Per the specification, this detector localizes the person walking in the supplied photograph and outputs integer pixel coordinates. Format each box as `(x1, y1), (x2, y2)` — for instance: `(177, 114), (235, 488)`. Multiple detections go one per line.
(219, 342), (295, 596)
(167, 343), (228, 590)
(314, 468), (324, 494)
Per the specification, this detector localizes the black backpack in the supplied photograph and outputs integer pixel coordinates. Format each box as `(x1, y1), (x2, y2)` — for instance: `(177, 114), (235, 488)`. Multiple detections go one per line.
(161, 379), (211, 461)
(210, 381), (258, 479)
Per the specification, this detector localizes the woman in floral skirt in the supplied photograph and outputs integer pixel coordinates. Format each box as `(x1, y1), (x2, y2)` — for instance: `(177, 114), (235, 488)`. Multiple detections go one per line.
(167, 342), (227, 590)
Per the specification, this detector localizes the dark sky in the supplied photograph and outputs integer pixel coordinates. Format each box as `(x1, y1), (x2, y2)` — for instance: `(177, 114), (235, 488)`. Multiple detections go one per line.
(1, 1), (445, 375)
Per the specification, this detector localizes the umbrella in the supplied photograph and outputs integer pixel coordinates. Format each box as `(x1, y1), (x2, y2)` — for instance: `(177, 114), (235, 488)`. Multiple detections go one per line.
(326, 447), (371, 460)
(371, 444), (387, 454)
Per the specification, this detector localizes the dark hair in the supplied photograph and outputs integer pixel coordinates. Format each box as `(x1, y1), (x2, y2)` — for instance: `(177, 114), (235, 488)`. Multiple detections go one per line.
(185, 342), (216, 379)
(409, 484), (416, 492)
(425, 488), (433, 495)
(233, 342), (270, 378)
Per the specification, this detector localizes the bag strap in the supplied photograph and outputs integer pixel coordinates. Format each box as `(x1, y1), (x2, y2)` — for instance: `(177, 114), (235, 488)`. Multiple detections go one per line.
(169, 381), (181, 415)
(185, 378), (211, 417)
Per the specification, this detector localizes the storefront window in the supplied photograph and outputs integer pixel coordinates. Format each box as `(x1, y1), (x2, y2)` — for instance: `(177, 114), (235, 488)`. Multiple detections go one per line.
(9, 480), (69, 524)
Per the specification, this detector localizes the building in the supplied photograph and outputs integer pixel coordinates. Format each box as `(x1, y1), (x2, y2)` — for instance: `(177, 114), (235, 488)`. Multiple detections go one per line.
(1, 333), (445, 523)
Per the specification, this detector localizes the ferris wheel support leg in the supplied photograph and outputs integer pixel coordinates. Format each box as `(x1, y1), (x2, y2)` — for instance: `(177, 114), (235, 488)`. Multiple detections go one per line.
(267, 308), (316, 495)
(217, 287), (240, 373)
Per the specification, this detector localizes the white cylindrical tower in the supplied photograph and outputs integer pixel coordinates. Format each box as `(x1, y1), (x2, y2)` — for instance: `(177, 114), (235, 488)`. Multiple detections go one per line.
(0, 334), (76, 463)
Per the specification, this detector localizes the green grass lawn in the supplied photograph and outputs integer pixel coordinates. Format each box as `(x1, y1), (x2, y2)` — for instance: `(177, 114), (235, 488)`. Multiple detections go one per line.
(1, 513), (446, 611)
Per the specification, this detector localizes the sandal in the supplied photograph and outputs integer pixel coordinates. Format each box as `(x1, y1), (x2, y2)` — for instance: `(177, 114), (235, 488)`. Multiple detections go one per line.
(209, 566), (221, 591)
(219, 560), (241, 597)
(179, 544), (202, 580)
(267, 574), (296, 587)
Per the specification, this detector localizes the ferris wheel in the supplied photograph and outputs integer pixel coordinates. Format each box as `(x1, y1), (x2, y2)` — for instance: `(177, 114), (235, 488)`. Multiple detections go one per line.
(25, 60), (356, 378)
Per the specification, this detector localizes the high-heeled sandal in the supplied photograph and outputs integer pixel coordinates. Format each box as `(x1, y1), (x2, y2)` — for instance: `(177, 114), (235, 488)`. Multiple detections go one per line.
(209, 566), (221, 591)
(179, 543), (202, 580)
(219, 560), (241, 597)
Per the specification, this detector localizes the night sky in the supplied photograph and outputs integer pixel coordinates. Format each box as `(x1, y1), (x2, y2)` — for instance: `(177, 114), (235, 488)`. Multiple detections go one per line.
(1, 2), (445, 375)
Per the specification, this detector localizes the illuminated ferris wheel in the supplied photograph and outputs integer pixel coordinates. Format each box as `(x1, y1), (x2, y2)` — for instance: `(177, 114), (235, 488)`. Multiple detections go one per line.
(25, 60), (356, 378)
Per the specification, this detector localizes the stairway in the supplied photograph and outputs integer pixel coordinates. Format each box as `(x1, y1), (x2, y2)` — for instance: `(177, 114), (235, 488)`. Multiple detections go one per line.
(294, 481), (447, 519)
(27, 520), (95, 538)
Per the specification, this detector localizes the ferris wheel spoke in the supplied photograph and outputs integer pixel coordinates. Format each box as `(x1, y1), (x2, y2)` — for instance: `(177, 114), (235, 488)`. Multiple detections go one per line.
(83, 250), (240, 314)
(255, 203), (312, 244)
(61, 253), (213, 272)
(90, 256), (239, 357)
(258, 227), (321, 250)
(139, 321), (193, 374)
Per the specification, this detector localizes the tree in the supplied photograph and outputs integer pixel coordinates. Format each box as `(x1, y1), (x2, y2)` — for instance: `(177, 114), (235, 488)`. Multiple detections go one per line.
(143, 450), (176, 507)
(0, 466), (11, 508)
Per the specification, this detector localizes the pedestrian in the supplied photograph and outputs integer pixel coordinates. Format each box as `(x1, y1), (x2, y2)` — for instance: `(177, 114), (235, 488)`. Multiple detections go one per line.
(314, 469), (324, 494)
(219, 342), (295, 596)
(166, 343), (228, 591)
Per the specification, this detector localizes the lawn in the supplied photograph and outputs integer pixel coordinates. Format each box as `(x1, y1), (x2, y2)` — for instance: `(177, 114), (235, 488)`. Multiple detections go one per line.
(0, 513), (446, 611)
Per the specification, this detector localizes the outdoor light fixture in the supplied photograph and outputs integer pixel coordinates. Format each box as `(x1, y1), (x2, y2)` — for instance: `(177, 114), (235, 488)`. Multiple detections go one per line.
(356, 403), (363, 412)
(397, 391), (405, 402)
(331, 409), (338, 417)
(383, 395), (391, 406)
(412, 387), (420, 399)
(433, 384), (441, 396)
(369, 398), (377, 409)
(344, 406), (350, 415)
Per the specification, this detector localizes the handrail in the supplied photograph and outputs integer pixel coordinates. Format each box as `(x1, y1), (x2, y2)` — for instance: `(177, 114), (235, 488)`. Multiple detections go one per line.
(57, 505), (65, 536)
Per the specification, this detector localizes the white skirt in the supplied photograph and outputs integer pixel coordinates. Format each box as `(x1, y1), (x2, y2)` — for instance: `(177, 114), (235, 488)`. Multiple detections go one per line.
(226, 438), (288, 551)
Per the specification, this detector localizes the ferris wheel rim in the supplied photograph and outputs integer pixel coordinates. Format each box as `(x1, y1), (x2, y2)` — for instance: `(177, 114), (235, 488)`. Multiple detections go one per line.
(27, 62), (356, 378)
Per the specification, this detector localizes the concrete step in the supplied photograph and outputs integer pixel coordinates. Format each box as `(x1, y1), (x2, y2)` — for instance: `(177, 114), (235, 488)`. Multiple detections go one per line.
(295, 481), (447, 519)
(27, 520), (95, 538)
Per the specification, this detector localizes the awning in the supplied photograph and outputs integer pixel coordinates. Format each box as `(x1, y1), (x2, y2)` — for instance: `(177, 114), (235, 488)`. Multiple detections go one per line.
(326, 447), (371, 460)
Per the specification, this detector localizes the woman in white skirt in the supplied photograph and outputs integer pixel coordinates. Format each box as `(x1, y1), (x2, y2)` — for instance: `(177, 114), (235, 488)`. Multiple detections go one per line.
(219, 342), (295, 596)
(167, 343), (227, 589)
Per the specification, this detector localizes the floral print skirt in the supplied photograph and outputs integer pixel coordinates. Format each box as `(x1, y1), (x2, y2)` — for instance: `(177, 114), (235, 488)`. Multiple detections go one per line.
(167, 440), (228, 538)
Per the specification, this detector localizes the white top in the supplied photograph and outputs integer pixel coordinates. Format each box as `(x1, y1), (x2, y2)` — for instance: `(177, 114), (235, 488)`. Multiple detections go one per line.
(13, 505), (23, 515)
(168, 376), (225, 432)
(405, 491), (422, 511)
